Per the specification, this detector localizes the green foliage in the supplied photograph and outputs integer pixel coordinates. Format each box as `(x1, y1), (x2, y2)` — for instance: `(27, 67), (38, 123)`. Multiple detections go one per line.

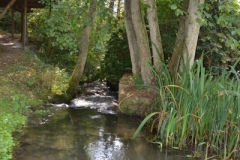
(81, 50), (102, 82)
(132, 112), (160, 140)
(49, 68), (69, 96)
(28, 0), (112, 83)
(100, 27), (132, 90)
(0, 11), (21, 33)
(30, 0), (111, 55)
(0, 95), (29, 160)
(0, 43), (72, 159)
(44, 1), (86, 54)
(133, 58), (240, 159)
(156, 0), (179, 61)
(35, 109), (50, 116)
(170, 3), (185, 16)
(197, 0), (240, 68)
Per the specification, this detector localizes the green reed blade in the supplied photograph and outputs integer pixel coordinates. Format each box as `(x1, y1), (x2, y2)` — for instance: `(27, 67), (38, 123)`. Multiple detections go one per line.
(132, 112), (160, 139)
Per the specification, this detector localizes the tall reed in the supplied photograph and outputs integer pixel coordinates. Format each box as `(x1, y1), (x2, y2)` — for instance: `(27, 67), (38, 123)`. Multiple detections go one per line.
(132, 59), (240, 159)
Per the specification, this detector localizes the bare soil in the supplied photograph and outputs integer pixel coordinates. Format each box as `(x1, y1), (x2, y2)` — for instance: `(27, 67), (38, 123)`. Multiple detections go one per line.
(0, 33), (23, 76)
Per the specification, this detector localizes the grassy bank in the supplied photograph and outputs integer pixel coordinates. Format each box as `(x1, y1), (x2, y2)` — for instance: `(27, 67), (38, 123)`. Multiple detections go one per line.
(0, 47), (69, 159)
(133, 60), (240, 159)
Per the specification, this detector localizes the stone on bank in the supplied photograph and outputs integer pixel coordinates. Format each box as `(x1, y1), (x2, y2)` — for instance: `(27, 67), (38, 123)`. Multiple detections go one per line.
(118, 74), (158, 116)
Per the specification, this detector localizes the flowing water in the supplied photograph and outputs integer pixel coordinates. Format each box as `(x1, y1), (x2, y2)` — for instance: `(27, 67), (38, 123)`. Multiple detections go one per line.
(13, 81), (193, 160)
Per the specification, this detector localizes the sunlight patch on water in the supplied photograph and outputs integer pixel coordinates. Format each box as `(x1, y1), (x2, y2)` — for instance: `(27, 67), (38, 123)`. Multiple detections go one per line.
(85, 136), (126, 160)
(71, 99), (94, 107)
(90, 115), (102, 119)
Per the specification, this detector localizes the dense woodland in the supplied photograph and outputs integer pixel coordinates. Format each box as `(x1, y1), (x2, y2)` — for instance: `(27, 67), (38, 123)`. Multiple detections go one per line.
(0, 0), (240, 159)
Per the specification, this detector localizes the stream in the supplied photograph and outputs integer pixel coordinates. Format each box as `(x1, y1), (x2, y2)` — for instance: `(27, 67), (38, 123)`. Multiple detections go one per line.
(13, 81), (193, 160)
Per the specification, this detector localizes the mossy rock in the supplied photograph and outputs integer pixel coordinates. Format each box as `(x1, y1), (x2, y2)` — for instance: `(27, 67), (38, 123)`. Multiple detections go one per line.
(118, 74), (158, 116)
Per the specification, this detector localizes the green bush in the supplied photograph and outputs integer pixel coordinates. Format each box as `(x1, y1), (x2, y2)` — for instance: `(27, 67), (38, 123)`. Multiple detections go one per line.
(0, 95), (28, 160)
(100, 28), (132, 90)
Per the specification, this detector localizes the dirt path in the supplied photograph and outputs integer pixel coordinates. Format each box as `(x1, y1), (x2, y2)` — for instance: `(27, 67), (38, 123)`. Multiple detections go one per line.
(0, 33), (23, 76)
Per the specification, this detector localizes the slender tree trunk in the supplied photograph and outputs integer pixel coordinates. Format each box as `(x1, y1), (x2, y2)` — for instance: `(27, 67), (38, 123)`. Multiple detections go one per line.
(182, 0), (204, 68)
(168, 0), (189, 77)
(146, 0), (164, 72)
(20, 12), (28, 43)
(47, 3), (55, 57)
(22, 0), (28, 48)
(124, 0), (141, 75)
(107, 0), (115, 24)
(108, 0), (115, 15)
(116, 0), (121, 18)
(0, 0), (16, 20)
(131, 0), (153, 84)
(168, 0), (204, 77)
(11, 9), (15, 39)
(67, 0), (97, 97)
(47, 38), (56, 58)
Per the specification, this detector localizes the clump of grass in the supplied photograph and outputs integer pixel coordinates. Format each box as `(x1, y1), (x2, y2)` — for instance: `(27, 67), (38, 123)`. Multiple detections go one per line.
(132, 58), (240, 159)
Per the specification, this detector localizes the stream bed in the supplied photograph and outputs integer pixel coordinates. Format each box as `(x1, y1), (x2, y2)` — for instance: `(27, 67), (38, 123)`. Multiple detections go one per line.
(13, 81), (193, 160)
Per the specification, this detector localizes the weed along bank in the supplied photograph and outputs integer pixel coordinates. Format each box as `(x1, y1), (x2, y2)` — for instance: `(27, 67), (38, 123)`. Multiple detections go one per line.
(118, 60), (240, 159)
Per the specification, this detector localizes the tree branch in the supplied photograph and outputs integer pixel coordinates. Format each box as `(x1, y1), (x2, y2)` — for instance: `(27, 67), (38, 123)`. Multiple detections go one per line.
(0, 0), (16, 20)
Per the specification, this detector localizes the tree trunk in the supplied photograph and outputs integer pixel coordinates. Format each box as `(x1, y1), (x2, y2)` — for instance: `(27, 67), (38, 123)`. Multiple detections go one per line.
(67, 0), (97, 97)
(0, 0), (16, 20)
(131, 0), (153, 84)
(168, 0), (204, 77)
(21, 0), (28, 48)
(124, 0), (141, 75)
(146, 0), (164, 72)
(108, 0), (115, 15)
(116, 0), (121, 18)
(47, 38), (56, 58)
(11, 9), (15, 39)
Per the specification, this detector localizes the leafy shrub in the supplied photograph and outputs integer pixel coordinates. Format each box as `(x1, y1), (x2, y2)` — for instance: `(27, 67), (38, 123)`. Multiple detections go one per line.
(100, 28), (132, 91)
(0, 95), (28, 160)
(40, 67), (69, 96)
(50, 68), (69, 95)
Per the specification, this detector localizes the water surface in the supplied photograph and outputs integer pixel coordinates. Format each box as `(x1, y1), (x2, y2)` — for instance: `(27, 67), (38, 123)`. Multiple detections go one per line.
(13, 108), (192, 160)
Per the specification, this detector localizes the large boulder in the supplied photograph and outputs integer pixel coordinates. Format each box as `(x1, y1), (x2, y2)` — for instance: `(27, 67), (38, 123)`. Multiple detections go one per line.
(118, 74), (158, 116)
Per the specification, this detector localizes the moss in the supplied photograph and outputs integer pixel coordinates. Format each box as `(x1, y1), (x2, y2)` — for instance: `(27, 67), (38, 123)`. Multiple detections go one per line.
(118, 74), (158, 116)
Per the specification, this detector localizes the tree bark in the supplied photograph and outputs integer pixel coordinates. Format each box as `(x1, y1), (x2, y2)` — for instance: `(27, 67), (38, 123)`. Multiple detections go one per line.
(124, 0), (141, 75)
(0, 0), (16, 20)
(11, 9), (15, 39)
(67, 0), (97, 97)
(168, 0), (204, 77)
(146, 0), (164, 72)
(22, 0), (28, 48)
(131, 0), (153, 84)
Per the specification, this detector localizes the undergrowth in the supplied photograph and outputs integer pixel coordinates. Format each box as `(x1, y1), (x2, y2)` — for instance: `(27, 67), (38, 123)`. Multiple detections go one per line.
(0, 50), (69, 159)
(0, 95), (28, 160)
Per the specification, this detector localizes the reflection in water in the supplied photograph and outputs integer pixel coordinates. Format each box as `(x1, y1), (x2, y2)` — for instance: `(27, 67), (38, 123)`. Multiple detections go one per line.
(14, 108), (192, 160)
